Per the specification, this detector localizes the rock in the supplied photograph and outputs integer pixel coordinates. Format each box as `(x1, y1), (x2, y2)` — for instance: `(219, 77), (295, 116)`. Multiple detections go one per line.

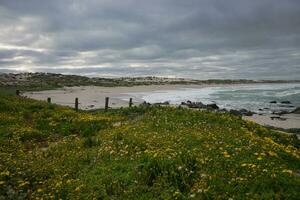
(279, 104), (294, 108)
(272, 110), (289, 115)
(229, 109), (254, 116)
(270, 116), (287, 121)
(140, 101), (151, 107)
(153, 101), (170, 106)
(181, 101), (220, 110)
(281, 101), (291, 104)
(218, 108), (227, 113)
(292, 107), (300, 114)
(207, 103), (219, 109)
(181, 101), (206, 109)
(269, 101), (277, 104)
(229, 109), (242, 116)
(239, 109), (254, 116)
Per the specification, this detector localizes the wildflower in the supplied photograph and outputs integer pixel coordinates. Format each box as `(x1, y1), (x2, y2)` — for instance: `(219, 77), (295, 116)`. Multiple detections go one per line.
(268, 151), (278, 157)
(18, 180), (30, 187)
(282, 169), (293, 176)
(75, 186), (81, 192)
(197, 189), (203, 193)
(1, 170), (10, 176)
(190, 193), (196, 198)
(223, 151), (231, 158)
(173, 190), (181, 197)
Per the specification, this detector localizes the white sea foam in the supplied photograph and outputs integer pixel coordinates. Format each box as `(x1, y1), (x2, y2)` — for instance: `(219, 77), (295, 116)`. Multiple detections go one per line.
(124, 83), (300, 113)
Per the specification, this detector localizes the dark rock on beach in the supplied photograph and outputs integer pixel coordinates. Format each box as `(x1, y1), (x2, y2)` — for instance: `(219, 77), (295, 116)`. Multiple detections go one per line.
(281, 101), (291, 104)
(207, 103), (219, 109)
(181, 101), (206, 109)
(270, 116), (287, 121)
(181, 101), (219, 110)
(272, 110), (290, 115)
(269, 101), (277, 104)
(229, 109), (254, 116)
(279, 104), (294, 108)
(140, 101), (151, 107)
(292, 107), (300, 114)
(153, 101), (170, 106)
(240, 109), (255, 116)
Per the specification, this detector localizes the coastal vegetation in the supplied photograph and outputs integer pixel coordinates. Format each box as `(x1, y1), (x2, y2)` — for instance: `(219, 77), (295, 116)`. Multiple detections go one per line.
(1, 95), (299, 199)
(1, 72), (300, 95)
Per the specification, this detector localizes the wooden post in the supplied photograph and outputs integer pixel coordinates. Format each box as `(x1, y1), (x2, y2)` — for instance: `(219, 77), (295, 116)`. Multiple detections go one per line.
(105, 97), (109, 111)
(47, 97), (51, 103)
(75, 97), (79, 111)
(129, 98), (133, 107)
(16, 90), (20, 96)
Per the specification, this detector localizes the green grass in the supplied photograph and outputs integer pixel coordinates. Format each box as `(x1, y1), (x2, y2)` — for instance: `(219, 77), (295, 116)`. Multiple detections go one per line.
(0, 96), (300, 199)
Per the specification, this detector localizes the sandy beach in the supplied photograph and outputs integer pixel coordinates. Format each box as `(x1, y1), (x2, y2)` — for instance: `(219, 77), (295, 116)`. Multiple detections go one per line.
(23, 84), (206, 110)
(243, 114), (300, 129)
(23, 84), (300, 130)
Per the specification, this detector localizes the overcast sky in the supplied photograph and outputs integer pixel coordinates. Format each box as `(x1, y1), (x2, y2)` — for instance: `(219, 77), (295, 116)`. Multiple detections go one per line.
(0, 0), (300, 79)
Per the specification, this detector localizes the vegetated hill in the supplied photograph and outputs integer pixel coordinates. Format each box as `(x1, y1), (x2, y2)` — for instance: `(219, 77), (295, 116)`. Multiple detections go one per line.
(1, 72), (299, 91)
(0, 96), (299, 199)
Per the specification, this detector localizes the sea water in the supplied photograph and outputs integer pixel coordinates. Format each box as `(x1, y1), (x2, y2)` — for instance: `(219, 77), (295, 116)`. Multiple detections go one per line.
(126, 83), (300, 113)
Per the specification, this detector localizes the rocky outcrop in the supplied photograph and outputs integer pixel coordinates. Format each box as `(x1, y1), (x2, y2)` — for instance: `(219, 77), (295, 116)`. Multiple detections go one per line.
(181, 101), (219, 109)
(181, 101), (206, 109)
(153, 101), (170, 106)
(292, 107), (300, 114)
(229, 109), (254, 116)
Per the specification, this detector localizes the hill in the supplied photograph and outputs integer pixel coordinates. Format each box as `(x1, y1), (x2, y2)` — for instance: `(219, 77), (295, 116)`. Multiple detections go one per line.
(1, 73), (300, 95)
(0, 96), (299, 199)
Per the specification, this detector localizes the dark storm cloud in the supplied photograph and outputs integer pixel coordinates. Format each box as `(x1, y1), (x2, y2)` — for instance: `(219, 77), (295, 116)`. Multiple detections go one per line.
(0, 0), (300, 79)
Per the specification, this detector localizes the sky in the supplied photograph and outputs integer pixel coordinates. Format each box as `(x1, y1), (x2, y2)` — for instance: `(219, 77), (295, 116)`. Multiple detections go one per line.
(0, 0), (300, 80)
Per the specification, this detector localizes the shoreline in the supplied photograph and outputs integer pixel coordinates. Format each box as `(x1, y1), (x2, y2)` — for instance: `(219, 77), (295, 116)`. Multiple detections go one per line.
(23, 84), (210, 109)
(243, 114), (300, 130)
(23, 84), (300, 130)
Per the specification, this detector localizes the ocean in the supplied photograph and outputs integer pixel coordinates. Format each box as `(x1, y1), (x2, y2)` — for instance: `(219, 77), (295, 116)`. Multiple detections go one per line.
(126, 83), (300, 113)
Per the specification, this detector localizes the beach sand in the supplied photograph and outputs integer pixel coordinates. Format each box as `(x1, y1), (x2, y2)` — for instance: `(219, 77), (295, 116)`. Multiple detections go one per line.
(243, 114), (300, 129)
(22, 84), (205, 110)
(23, 85), (300, 130)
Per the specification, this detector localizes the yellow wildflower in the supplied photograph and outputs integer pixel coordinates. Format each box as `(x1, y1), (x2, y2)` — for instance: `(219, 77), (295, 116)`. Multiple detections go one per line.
(282, 169), (293, 176)
(257, 157), (263, 160)
(223, 151), (231, 158)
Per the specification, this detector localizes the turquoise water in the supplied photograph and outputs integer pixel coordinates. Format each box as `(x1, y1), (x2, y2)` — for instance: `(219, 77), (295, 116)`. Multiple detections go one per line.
(129, 83), (300, 113)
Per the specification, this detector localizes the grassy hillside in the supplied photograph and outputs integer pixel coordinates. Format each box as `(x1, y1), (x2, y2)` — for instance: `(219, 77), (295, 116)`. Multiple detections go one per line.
(0, 96), (299, 199)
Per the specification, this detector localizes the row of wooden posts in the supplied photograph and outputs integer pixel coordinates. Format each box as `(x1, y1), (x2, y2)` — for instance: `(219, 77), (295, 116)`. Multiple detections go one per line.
(17, 89), (133, 111)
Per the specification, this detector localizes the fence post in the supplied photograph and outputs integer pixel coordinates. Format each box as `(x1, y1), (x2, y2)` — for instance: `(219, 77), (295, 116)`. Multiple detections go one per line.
(16, 90), (20, 96)
(105, 97), (109, 111)
(129, 98), (133, 107)
(47, 97), (51, 103)
(75, 97), (79, 111)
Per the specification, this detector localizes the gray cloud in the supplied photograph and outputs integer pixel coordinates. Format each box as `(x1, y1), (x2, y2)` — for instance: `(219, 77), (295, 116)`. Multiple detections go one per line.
(0, 0), (300, 79)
